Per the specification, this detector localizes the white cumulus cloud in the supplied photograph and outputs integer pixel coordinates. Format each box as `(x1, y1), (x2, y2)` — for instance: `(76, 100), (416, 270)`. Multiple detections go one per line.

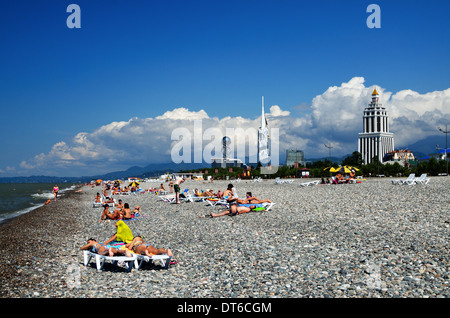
(13, 77), (450, 176)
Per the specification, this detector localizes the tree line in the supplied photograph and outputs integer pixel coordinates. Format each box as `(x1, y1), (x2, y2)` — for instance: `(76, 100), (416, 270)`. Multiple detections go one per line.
(180, 151), (448, 179)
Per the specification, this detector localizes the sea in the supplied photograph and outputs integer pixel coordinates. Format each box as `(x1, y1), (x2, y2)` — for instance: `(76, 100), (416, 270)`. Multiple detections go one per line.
(0, 183), (77, 225)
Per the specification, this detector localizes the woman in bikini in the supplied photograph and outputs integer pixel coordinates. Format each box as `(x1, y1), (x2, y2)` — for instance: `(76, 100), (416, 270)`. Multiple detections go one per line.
(108, 236), (172, 258)
(80, 239), (110, 256)
(126, 236), (172, 257)
(238, 192), (271, 204)
(206, 203), (256, 218)
(52, 185), (59, 202)
(222, 184), (234, 199)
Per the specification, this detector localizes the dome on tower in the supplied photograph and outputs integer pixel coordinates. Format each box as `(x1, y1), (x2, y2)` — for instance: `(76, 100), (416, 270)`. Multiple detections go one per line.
(372, 88), (379, 96)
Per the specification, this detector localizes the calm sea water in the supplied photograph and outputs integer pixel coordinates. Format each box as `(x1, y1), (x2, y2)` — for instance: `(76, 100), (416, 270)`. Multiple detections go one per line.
(0, 183), (76, 224)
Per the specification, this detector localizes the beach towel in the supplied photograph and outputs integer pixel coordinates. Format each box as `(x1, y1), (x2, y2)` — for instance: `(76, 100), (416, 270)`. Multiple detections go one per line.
(239, 203), (263, 208)
(116, 220), (134, 243)
(104, 241), (125, 249)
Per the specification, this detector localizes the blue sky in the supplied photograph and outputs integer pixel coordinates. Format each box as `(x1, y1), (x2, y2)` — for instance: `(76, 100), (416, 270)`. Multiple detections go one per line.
(1, 0), (449, 177)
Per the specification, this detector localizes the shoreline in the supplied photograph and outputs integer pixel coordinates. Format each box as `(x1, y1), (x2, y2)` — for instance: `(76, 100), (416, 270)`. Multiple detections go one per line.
(0, 183), (79, 226)
(0, 177), (449, 298)
(0, 188), (85, 297)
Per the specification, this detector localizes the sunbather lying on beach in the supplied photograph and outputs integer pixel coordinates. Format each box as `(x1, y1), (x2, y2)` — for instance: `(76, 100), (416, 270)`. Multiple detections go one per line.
(239, 192), (271, 204)
(80, 239), (110, 256)
(194, 188), (215, 197)
(204, 203), (257, 218)
(109, 235), (173, 258)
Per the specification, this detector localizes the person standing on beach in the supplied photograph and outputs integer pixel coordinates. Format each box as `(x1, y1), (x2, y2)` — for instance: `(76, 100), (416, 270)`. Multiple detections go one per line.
(174, 177), (185, 204)
(52, 185), (59, 202)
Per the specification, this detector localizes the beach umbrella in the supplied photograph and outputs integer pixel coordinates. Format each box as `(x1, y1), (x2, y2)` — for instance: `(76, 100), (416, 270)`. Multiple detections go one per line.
(129, 181), (140, 187)
(332, 166), (352, 174)
(344, 166), (359, 171)
(323, 167), (336, 172)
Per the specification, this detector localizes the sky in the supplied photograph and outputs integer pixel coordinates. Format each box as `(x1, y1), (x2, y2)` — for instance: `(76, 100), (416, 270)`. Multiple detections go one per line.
(0, 0), (449, 177)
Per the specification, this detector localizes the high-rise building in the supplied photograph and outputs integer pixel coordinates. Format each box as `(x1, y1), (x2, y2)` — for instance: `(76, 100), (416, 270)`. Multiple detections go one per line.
(358, 88), (394, 164)
(286, 149), (305, 166)
(258, 96), (269, 165)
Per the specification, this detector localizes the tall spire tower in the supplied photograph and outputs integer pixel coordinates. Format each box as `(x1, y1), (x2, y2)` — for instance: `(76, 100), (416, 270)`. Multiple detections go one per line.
(358, 88), (394, 164)
(258, 96), (269, 164)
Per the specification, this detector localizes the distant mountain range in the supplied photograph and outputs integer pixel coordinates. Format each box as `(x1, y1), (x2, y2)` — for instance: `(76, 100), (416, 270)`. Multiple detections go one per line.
(0, 135), (443, 183)
(0, 162), (209, 183)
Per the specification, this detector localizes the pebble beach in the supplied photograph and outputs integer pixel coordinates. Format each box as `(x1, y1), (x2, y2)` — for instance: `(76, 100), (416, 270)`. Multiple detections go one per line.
(0, 177), (448, 299)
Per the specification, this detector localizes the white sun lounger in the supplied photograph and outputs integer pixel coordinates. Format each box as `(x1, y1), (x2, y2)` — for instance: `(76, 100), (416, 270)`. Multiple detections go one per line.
(184, 194), (207, 203)
(158, 194), (176, 202)
(391, 173), (415, 185)
(134, 254), (172, 270)
(93, 194), (116, 208)
(83, 250), (137, 272)
(298, 180), (320, 187)
(206, 198), (229, 207)
(413, 173), (430, 184)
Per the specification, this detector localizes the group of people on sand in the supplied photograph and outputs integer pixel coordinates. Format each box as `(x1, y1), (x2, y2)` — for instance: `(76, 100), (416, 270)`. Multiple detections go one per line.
(333, 169), (357, 184)
(82, 178), (274, 270)
(319, 169), (357, 185)
(192, 183), (234, 200)
(81, 219), (173, 259)
(201, 184), (272, 218)
(80, 182), (177, 270)
(99, 197), (141, 221)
